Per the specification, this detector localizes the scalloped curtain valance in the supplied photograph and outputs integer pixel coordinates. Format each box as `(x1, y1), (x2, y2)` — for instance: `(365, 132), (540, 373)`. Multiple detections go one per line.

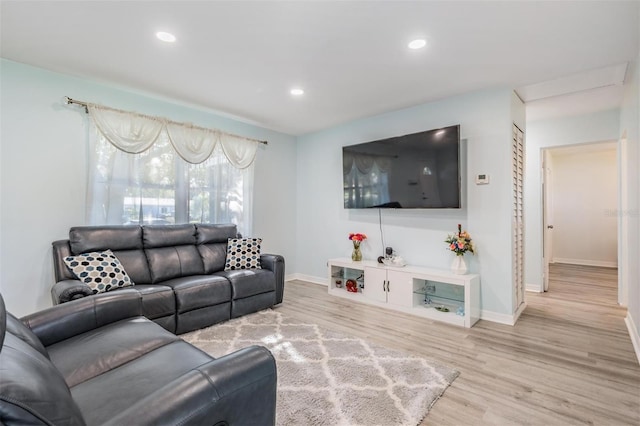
(88, 105), (259, 168)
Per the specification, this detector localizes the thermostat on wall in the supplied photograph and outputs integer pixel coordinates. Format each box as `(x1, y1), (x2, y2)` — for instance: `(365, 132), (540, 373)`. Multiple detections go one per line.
(476, 174), (490, 185)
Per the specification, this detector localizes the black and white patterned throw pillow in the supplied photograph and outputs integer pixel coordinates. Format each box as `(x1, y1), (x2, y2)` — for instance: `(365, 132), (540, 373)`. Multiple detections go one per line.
(64, 249), (134, 294)
(224, 238), (262, 271)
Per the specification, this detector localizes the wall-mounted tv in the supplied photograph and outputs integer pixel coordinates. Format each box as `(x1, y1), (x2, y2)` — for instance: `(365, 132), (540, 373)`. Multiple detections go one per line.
(343, 125), (461, 209)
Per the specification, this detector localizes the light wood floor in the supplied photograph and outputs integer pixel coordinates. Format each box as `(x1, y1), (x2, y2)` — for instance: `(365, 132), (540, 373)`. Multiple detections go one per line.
(275, 264), (639, 425)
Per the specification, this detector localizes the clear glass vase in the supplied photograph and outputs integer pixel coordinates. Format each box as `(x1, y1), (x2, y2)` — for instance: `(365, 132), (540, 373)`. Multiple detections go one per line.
(352, 243), (362, 261)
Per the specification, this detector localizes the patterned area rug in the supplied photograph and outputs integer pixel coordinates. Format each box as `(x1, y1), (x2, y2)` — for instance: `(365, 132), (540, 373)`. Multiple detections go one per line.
(182, 310), (459, 426)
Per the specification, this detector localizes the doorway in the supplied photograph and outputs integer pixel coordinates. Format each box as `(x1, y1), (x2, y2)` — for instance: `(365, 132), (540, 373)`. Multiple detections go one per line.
(541, 141), (619, 304)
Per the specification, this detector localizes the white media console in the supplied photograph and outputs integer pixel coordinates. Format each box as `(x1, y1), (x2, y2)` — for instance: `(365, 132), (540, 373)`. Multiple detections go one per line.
(327, 258), (480, 328)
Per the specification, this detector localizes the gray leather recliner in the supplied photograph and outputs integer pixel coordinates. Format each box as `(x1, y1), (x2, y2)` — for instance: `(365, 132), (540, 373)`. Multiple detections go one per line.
(51, 223), (285, 334)
(0, 290), (277, 425)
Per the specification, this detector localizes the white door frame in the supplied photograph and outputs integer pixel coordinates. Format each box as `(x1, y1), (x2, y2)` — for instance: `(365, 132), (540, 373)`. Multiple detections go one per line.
(541, 149), (553, 292)
(618, 133), (629, 307)
(540, 141), (623, 300)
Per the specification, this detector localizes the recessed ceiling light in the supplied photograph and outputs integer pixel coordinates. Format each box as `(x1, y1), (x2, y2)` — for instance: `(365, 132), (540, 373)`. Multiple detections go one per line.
(290, 88), (304, 96)
(156, 32), (176, 43)
(408, 39), (427, 50)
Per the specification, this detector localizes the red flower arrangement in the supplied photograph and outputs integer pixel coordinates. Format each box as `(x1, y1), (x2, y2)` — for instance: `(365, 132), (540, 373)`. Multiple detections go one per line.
(348, 233), (367, 244)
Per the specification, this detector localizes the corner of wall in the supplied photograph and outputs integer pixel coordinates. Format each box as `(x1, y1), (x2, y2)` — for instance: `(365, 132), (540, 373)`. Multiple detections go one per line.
(480, 309), (518, 326)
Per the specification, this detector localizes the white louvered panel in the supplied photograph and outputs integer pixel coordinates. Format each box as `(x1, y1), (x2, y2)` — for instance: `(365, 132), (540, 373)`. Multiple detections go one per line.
(512, 124), (525, 311)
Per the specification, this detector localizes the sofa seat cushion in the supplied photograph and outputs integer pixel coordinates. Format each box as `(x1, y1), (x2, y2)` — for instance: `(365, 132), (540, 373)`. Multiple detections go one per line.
(215, 269), (275, 300)
(125, 284), (175, 319)
(70, 339), (213, 426)
(47, 317), (181, 387)
(161, 275), (231, 312)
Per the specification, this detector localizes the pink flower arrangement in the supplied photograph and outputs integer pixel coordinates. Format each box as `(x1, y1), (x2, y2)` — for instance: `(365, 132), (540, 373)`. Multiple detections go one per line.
(445, 224), (474, 256)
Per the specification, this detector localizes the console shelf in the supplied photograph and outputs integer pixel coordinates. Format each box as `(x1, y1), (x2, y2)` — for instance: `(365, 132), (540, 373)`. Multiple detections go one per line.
(328, 258), (480, 327)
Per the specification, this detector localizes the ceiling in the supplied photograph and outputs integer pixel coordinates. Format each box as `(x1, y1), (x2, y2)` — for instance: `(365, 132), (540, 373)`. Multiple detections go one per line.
(1, 1), (638, 135)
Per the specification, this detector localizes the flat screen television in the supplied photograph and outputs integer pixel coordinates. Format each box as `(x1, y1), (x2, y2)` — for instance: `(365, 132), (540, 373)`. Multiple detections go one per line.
(343, 125), (461, 209)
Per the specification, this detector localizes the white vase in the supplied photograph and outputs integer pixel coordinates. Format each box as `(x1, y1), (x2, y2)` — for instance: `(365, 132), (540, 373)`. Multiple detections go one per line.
(451, 255), (467, 275)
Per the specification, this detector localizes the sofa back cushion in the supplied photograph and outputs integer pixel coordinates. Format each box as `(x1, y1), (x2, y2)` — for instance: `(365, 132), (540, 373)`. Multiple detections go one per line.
(69, 226), (151, 284)
(143, 224), (204, 283)
(196, 224), (238, 274)
(70, 225), (142, 252)
(0, 295), (86, 425)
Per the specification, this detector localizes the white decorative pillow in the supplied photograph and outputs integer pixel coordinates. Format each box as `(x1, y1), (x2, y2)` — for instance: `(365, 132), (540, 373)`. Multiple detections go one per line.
(224, 238), (262, 271)
(64, 249), (134, 294)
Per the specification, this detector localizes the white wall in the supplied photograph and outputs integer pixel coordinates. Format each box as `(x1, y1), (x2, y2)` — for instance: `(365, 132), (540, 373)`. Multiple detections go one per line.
(296, 88), (523, 321)
(525, 109), (620, 292)
(0, 59), (298, 316)
(549, 146), (617, 267)
(619, 54), (640, 362)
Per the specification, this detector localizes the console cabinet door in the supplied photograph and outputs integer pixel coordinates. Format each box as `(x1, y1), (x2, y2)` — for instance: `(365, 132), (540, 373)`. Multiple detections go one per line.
(386, 270), (413, 307)
(363, 267), (388, 303)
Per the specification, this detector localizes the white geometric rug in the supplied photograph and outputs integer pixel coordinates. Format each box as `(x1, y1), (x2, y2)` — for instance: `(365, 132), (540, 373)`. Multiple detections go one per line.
(182, 309), (459, 426)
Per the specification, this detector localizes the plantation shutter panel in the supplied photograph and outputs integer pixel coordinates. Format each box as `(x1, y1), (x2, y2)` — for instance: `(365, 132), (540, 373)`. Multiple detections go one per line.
(512, 124), (525, 311)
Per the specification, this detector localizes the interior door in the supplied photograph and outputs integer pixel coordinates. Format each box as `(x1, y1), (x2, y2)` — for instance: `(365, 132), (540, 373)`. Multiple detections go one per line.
(542, 150), (553, 292)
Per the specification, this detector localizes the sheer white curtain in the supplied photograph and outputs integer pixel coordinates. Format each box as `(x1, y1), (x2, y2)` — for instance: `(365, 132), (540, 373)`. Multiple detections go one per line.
(86, 106), (257, 235)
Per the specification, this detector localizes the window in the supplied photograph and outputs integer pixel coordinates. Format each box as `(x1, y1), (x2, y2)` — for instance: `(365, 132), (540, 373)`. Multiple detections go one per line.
(86, 107), (255, 235)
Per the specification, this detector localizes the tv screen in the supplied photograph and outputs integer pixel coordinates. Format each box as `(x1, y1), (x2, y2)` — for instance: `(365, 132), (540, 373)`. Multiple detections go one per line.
(343, 125), (461, 209)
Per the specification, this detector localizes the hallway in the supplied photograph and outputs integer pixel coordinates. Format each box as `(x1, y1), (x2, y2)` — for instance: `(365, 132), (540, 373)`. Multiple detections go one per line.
(546, 263), (618, 306)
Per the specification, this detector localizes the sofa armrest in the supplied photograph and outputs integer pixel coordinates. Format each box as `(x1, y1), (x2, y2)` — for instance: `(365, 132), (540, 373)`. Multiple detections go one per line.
(21, 289), (143, 347)
(261, 254), (285, 304)
(103, 345), (277, 426)
(51, 279), (94, 305)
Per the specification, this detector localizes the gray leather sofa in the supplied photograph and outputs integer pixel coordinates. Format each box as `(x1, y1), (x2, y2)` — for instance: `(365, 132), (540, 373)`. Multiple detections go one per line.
(0, 290), (277, 425)
(52, 224), (285, 334)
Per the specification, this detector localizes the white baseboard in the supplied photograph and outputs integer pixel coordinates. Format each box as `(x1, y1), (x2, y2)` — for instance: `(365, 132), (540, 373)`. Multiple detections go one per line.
(526, 283), (543, 293)
(286, 273), (327, 286)
(480, 309), (518, 325)
(553, 258), (617, 268)
(625, 312), (640, 366)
